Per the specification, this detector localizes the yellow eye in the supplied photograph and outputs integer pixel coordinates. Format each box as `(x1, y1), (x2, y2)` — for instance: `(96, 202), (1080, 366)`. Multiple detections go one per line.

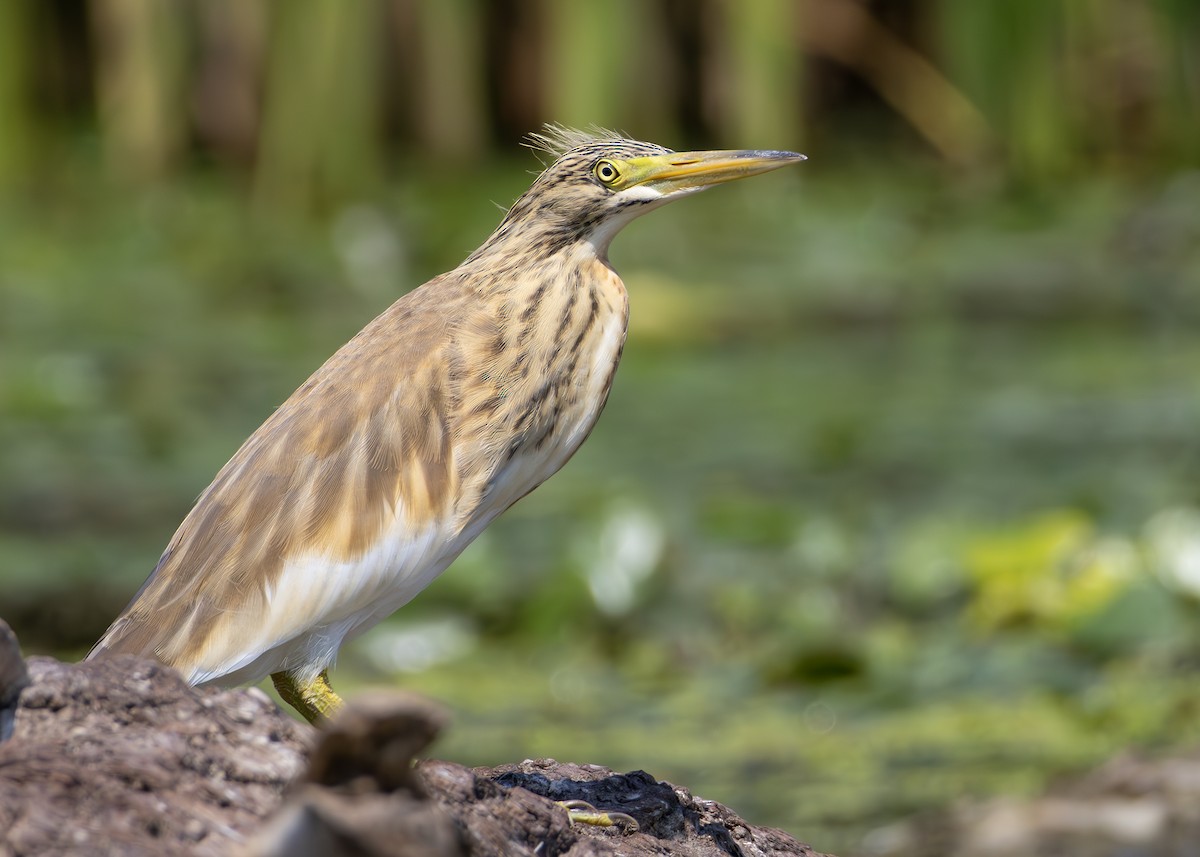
(593, 159), (621, 186)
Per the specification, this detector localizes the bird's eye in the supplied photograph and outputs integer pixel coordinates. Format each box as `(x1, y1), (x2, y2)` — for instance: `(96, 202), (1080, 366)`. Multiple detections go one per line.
(593, 159), (621, 186)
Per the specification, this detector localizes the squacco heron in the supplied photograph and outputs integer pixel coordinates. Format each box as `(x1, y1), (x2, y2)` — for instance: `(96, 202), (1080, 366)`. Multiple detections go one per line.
(88, 126), (805, 725)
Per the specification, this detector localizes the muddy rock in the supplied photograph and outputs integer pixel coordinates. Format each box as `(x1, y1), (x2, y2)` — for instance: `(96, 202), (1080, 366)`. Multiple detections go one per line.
(243, 692), (462, 857)
(0, 653), (310, 856)
(249, 700), (827, 857)
(0, 623), (828, 857)
(424, 758), (823, 857)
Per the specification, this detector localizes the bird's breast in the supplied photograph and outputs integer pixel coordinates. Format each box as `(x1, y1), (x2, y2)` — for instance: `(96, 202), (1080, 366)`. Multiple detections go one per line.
(455, 256), (629, 527)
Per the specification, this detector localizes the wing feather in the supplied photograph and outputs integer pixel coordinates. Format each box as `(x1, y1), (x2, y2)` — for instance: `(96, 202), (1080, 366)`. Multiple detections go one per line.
(88, 274), (468, 679)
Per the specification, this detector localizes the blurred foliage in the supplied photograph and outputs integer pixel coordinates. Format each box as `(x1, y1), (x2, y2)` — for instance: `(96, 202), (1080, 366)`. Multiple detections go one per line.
(963, 510), (1139, 635)
(2, 1), (1200, 855)
(0, 0), (1198, 199)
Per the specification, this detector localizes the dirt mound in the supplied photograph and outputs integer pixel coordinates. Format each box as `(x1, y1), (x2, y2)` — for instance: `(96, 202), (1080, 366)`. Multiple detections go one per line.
(0, 620), (827, 857)
(1, 652), (310, 856)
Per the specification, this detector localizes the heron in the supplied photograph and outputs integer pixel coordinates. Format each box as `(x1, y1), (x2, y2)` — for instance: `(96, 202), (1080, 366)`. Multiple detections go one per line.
(88, 126), (805, 726)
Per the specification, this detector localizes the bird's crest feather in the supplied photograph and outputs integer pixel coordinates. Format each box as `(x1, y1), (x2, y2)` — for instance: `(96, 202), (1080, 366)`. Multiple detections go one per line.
(524, 123), (627, 162)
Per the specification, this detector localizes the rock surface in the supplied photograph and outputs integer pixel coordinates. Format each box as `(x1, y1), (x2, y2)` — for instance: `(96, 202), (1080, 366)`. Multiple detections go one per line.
(432, 759), (818, 857)
(0, 625), (828, 857)
(0, 655), (311, 856)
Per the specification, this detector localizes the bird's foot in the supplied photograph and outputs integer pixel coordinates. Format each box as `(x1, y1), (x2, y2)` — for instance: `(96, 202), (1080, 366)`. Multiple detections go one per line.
(271, 668), (344, 725)
(557, 799), (639, 832)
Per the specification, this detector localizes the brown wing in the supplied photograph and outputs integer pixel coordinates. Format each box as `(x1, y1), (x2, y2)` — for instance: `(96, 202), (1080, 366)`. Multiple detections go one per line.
(88, 274), (467, 677)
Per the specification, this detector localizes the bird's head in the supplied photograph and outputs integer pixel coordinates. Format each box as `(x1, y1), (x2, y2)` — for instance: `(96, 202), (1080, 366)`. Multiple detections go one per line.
(475, 125), (806, 261)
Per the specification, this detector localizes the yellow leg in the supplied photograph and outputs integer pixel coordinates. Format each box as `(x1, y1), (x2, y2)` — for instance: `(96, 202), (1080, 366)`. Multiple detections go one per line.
(557, 800), (639, 832)
(271, 668), (344, 725)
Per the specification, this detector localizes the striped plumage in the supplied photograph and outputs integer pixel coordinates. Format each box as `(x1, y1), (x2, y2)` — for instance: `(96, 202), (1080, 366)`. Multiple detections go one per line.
(88, 126), (804, 722)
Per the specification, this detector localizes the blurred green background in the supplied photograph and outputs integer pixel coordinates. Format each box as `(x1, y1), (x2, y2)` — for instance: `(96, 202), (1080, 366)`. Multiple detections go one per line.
(2, 1), (1200, 853)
